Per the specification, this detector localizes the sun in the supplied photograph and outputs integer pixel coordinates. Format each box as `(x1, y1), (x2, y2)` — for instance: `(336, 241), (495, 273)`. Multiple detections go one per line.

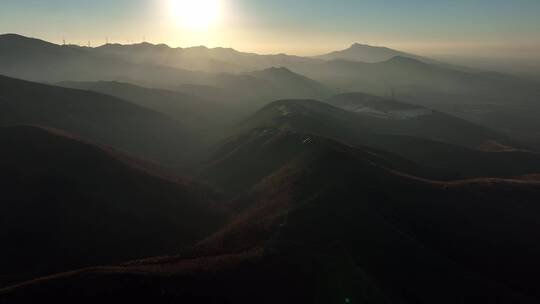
(170, 0), (222, 30)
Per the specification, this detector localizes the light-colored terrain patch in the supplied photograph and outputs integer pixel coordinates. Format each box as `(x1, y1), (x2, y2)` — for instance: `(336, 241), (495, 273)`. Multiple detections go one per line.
(341, 104), (432, 120)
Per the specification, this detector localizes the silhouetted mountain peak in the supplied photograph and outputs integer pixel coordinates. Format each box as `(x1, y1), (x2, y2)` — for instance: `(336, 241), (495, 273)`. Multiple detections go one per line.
(211, 46), (238, 53)
(97, 42), (242, 54)
(0, 33), (58, 48)
(261, 66), (295, 75)
(317, 42), (433, 64)
(247, 68), (331, 98)
(131, 41), (159, 48)
(190, 45), (210, 50)
(387, 55), (423, 64)
(349, 42), (390, 51)
(0, 33), (27, 40)
(98, 41), (170, 51)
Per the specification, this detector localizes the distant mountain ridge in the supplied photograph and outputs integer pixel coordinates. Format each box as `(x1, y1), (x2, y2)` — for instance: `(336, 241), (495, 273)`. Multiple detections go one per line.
(0, 34), (332, 108)
(57, 80), (237, 133)
(316, 43), (429, 63)
(0, 33), (433, 73)
(92, 38), (322, 73)
(316, 43), (477, 74)
(2, 33), (540, 143)
(0, 75), (200, 167)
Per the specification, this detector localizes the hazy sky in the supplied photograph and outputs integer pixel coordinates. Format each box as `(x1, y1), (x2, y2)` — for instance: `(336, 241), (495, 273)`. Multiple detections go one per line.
(2, 0), (540, 58)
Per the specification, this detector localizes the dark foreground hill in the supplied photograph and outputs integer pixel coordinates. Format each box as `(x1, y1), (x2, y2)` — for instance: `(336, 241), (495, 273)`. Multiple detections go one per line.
(198, 128), (450, 196)
(196, 130), (540, 301)
(243, 97), (501, 149)
(0, 75), (199, 167)
(0, 126), (226, 286)
(232, 98), (540, 180)
(3, 129), (540, 303)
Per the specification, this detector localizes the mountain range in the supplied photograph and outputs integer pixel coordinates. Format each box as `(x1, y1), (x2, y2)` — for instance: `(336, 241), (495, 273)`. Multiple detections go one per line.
(57, 80), (237, 134)
(5, 33), (539, 143)
(3, 128), (540, 303)
(1, 33), (540, 303)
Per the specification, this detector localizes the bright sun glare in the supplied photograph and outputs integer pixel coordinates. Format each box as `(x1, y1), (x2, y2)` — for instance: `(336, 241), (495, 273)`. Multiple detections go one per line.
(170, 0), (221, 30)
